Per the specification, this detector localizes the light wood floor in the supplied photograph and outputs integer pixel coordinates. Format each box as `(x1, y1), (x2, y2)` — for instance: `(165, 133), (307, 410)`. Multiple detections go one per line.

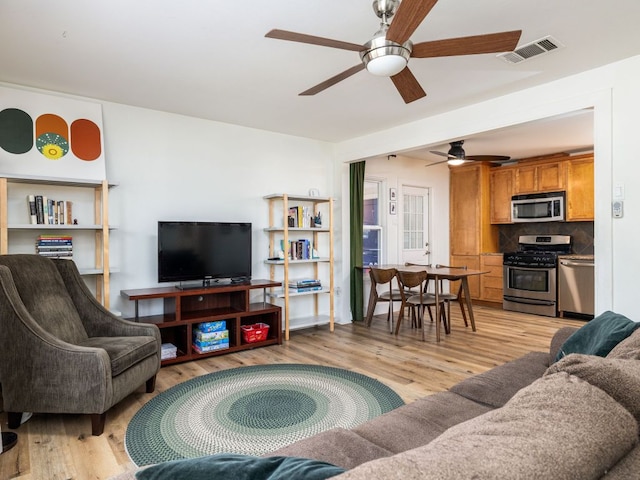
(0, 305), (585, 479)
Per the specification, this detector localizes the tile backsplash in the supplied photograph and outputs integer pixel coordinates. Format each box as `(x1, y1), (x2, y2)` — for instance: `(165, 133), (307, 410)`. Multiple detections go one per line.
(498, 221), (594, 254)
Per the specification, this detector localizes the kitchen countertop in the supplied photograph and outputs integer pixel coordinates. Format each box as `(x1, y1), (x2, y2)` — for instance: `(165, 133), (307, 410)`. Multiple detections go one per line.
(558, 254), (594, 260)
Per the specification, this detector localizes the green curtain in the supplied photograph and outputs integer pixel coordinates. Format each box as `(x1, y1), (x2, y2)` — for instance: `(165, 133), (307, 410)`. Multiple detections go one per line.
(349, 161), (365, 322)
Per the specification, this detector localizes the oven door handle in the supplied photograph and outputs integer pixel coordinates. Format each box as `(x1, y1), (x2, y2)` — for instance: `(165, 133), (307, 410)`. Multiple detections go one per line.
(503, 295), (556, 306)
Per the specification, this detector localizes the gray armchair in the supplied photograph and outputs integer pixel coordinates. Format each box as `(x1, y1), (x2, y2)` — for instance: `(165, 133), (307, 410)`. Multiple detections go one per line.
(0, 254), (161, 435)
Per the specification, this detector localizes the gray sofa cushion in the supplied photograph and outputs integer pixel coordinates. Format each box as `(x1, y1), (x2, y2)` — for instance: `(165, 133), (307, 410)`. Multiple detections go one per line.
(604, 444), (640, 479)
(81, 336), (159, 376)
(352, 391), (492, 454)
(549, 326), (578, 360)
(546, 353), (640, 422)
(448, 351), (549, 407)
(335, 372), (639, 480)
(607, 327), (640, 359)
(268, 428), (393, 470)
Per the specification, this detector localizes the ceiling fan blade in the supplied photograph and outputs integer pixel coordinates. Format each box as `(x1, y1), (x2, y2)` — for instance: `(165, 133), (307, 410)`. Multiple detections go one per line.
(299, 64), (365, 96)
(466, 155), (511, 162)
(425, 159), (450, 167)
(411, 30), (522, 58)
(429, 150), (453, 158)
(390, 67), (426, 104)
(265, 29), (365, 52)
(386, 0), (439, 45)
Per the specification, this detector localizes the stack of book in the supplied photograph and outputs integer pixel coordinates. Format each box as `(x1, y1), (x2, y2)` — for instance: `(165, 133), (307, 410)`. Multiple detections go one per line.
(161, 343), (177, 360)
(27, 195), (73, 225)
(288, 278), (322, 293)
(35, 235), (73, 258)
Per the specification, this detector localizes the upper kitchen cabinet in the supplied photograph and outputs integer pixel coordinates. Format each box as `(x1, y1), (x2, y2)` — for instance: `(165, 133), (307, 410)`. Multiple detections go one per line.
(513, 156), (567, 194)
(450, 162), (499, 257)
(565, 154), (594, 221)
(490, 167), (515, 224)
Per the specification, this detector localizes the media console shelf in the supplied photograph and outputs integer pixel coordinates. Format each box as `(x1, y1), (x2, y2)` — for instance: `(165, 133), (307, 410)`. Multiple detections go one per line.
(121, 279), (282, 366)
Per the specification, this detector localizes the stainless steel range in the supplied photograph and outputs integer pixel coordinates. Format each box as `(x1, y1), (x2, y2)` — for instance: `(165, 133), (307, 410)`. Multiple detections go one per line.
(503, 235), (572, 317)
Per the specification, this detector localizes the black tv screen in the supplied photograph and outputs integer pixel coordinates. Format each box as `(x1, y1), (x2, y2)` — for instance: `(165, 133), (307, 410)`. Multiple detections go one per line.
(158, 221), (252, 284)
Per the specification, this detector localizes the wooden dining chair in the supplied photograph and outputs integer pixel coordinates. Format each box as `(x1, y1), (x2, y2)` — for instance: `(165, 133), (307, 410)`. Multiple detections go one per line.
(395, 269), (447, 341)
(434, 264), (469, 327)
(403, 262), (438, 323)
(365, 267), (403, 333)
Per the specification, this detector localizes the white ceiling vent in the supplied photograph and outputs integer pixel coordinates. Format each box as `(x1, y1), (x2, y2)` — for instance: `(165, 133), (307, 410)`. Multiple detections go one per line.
(497, 35), (564, 64)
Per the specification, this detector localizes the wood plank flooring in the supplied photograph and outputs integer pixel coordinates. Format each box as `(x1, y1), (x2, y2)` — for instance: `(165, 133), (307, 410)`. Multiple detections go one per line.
(0, 305), (585, 479)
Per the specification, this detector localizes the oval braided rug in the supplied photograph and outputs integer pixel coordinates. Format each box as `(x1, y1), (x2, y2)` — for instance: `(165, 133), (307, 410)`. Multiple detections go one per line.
(125, 364), (404, 466)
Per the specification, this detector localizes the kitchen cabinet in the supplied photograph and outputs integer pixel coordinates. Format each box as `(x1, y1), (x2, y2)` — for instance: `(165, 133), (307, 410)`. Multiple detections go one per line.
(514, 158), (566, 194)
(565, 154), (594, 221)
(480, 254), (504, 303)
(449, 163), (498, 299)
(449, 255), (481, 299)
(490, 153), (593, 224)
(490, 167), (515, 224)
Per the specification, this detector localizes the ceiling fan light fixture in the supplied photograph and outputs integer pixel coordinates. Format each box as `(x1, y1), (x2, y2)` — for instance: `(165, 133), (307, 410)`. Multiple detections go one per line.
(447, 158), (467, 166)
(361, 35), (412, 77)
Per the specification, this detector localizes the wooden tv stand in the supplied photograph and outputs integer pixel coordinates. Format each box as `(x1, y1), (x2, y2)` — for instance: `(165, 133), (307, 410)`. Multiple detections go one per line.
(121, 279), (282, 366)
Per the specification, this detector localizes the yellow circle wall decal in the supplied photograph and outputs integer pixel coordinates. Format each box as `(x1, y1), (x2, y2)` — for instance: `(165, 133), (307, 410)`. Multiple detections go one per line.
(36, 133), (69, 160)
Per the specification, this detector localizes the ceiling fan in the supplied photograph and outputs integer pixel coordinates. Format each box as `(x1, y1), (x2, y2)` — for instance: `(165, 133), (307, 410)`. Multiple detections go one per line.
(265, 0), (522, 104)
(426, 140), (511, 167)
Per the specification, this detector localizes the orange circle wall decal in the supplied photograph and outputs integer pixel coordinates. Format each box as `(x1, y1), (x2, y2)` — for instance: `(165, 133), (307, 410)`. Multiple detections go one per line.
(70, 119), (101, 161)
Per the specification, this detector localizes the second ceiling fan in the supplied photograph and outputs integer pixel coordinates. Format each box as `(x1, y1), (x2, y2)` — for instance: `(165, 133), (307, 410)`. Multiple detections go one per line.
(266, 0), (522, 104)
(426, 140), (511, 167)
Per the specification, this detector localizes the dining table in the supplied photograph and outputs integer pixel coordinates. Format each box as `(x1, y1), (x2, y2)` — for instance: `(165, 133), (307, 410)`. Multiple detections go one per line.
(371, 264), (489, 342)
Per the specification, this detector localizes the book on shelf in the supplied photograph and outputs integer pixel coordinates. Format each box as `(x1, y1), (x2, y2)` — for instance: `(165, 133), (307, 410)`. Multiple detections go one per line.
(287, 205), (314, 228)
(282, 238), (313, 260)
(27, 195), (37, 224)
(288, 278), (321, 288)
(37, 235), (73, 244)
(27, 196), (73, 225)
(36, 250), (73, 258)
(288, 285), (323, 293)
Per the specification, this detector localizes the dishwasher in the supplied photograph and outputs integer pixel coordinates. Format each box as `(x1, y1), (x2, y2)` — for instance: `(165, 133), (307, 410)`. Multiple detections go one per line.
(558, 257), (595, 318)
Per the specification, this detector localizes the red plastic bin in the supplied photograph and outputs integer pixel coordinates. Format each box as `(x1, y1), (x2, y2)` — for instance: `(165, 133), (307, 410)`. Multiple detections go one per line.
(241, 323), (270, 343)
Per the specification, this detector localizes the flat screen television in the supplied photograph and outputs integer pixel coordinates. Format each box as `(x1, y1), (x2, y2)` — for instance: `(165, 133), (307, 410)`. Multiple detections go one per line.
(158, 221), (252, 286)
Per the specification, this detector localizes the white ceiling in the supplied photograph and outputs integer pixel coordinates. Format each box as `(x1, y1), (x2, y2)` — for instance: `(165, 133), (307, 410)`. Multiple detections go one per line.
(1, 0), (638, 159)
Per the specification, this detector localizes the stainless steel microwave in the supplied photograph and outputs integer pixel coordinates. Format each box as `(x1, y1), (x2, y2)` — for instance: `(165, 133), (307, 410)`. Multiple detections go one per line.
(511, 191), (565, 222)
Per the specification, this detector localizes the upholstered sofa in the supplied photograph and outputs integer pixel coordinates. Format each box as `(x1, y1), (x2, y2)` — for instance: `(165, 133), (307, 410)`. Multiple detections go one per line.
(114, 315), (640, 479)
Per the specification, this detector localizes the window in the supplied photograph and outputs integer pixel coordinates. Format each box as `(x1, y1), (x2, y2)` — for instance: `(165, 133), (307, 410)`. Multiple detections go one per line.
(403, 193), (424, 249)
(363, 180), (382, 266)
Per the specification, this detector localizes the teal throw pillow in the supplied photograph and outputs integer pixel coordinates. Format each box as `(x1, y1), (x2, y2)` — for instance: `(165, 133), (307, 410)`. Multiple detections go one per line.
(135, 454), (346, 480)
(555, 311), (640, 362)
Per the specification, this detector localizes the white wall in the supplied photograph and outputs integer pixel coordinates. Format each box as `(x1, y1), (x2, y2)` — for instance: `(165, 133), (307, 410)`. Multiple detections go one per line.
(99, 103), (337, 322)
(335, 54), (640, 322)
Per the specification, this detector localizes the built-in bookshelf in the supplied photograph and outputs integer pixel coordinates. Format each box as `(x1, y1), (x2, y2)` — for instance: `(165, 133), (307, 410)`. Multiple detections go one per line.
(264, 193), (334, 340)
(0, 175), (116, 307)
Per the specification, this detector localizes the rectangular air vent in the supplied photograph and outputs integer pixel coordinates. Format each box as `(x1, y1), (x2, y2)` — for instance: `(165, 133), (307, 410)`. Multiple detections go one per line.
(497, 35), (563, 64)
